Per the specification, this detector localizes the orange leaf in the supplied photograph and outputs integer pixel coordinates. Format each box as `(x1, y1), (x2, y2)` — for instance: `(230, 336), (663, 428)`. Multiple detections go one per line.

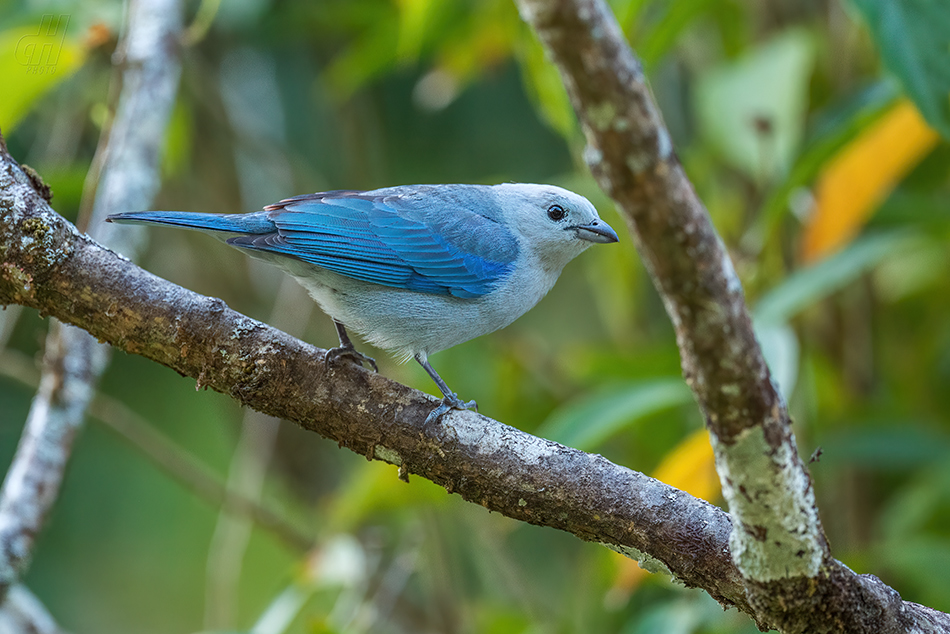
(801, 99), (939, 263)
(652, 428), (720, 502)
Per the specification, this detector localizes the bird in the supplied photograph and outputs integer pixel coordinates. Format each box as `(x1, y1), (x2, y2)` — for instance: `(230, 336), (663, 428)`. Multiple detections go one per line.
(107, 183), (619, 423)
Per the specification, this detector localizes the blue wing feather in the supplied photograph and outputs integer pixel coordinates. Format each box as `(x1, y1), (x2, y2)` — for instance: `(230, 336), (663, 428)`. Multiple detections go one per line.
(228, 187), (520, 298)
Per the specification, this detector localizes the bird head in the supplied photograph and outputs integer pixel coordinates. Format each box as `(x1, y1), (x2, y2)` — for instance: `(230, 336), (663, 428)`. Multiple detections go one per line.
(494, 184), (619, 271)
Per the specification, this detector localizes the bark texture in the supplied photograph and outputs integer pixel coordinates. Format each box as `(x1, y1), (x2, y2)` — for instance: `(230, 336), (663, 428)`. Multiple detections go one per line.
(3, 128), (950, 633)
(2, 0), (950, 628)
(2, 141), (750, 614)
(514, 0), (949, 631)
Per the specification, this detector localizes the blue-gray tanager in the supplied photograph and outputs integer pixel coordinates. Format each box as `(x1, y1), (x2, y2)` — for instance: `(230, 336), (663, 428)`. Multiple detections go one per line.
(107, 183), (619, 422)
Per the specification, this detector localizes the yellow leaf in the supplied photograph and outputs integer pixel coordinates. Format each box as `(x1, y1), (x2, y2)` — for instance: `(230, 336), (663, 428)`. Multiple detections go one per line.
(611, 429), (719, 597)
(609, 556), (650, 600)
(395, 0), (436, 61)
(0, 18), (87, 131)
(801, 99), (939, 263)
(652, 428), (720, 502)
(326, 460), (446, 533)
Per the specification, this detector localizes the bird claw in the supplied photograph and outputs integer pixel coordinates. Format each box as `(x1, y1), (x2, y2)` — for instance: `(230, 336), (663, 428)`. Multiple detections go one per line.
(325, 345), (378, 372)
(425, 393), (477, 425)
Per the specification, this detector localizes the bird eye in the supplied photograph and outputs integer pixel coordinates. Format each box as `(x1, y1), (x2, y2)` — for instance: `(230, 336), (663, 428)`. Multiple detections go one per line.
(547, 204), (566, 221)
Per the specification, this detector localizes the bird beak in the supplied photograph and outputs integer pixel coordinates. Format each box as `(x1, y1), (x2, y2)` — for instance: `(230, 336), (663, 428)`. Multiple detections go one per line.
(570, 220), (619, 244)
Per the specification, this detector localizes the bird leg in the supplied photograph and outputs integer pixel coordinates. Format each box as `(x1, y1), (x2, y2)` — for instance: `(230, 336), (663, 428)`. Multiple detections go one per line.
(325, 320), (378, 371)
(415, 353), (477, 424)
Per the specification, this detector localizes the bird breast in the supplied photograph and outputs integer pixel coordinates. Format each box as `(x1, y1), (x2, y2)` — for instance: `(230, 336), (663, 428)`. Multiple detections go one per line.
(284, 253), (562, 361)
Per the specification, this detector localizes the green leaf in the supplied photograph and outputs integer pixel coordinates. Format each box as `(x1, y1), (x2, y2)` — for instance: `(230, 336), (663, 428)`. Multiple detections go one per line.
(0, 20), (87, 130)
(611, 0), (650, 36)
(850, 0), (950, 139)
(537, 379), (692, 451)
(820, 425), (950, 471)
(323, 17), (400, 100)
(753, 231), (918, 325)
(516, 32), (576, 139)
(395, 0), (438, 61)
(637, 0), (718, 69)
(695, 29), (816, 180)
(754, 322), (799, 399)
(751, 230), (922, 398)
(875, 536), (950, 612)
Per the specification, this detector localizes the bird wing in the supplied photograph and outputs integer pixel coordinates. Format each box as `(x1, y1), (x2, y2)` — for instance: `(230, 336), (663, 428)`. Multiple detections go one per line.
(227, 190), (520, 298)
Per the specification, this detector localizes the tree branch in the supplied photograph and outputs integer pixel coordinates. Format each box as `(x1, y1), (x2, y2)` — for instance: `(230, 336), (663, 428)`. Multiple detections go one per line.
(0, 141), (752, 617)
(0, 348), (313, 553)
(0, 0), (182, 601)
(514, 0), (949, 632)
(0, 585), (67, 634)
(5, 128), (948, 634)
(1, 1), (948, 629)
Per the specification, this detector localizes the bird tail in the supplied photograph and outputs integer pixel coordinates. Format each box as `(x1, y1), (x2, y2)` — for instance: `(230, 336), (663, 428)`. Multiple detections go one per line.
(106, 211), (274, 235)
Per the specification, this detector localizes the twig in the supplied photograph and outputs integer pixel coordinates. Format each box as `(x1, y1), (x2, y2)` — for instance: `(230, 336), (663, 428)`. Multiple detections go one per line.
(0, 324), (98, 601)
(0, 306), (22, 350)
(0, 349), (313, 554)
(0, 585), (67, 634)
(90, 395), (314, 553)
(0, 0), (182, 601)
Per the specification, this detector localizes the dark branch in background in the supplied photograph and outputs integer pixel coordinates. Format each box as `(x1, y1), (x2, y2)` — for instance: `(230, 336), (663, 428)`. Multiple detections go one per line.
(0, 0), (182, 605)
(92, 393), (314, 553)
(0, 144), (752, 615)
(514, 0), (949, 632)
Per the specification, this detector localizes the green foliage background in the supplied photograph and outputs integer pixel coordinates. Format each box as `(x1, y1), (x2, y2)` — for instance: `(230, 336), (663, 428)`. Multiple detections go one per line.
(1, 0), (949, 632)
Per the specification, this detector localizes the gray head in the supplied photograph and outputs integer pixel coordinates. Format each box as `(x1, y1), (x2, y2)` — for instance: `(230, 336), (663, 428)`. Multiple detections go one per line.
(491, 184), (618, 270)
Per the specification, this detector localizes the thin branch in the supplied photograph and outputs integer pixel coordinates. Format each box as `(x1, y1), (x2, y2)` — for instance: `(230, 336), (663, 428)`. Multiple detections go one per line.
(0, 585), (67, 634)
(205, 411), (284, 628)
(0, 0), (182, 601)
(513, 0), (945, 632)
(0, 305), (22, 350)
(91, 393), (315, 553)
(0, 349), (314, 554)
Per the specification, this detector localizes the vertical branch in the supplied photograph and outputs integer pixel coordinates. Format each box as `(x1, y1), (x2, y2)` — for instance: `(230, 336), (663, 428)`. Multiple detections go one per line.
(0, 585), (66, 634)
(510, 0), (908, 631)
(0, 0), (182, 600)
(3, 132), (950, 630)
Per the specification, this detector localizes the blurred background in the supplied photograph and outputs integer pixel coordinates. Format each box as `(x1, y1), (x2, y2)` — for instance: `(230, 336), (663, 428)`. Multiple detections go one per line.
(1, 0), (949, 632)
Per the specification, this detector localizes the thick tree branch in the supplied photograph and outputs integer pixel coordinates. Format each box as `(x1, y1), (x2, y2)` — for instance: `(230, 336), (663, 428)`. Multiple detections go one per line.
(514, 0), (948, 632)
(0, 141), (753, 617)
(0, 0), (181, 602)
(1, 2), (948, 629)
(4, 131), (948, 634)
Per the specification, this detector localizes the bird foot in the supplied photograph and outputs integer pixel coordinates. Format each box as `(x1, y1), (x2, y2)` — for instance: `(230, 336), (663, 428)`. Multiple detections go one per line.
(325, 345), (378, 372)
(425, 393), (477, 425)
